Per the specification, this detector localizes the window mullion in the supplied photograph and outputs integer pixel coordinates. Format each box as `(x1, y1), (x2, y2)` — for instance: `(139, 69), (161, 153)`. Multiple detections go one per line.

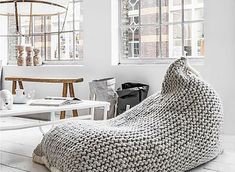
(31, 16), (33, 46)
(58, 13), (61, 61)
(138, 0), (141, 58)
(159, 0), (162, 58)
(191, 0), (197, 56)
(121, 0), (129, 59)
(182, 0), (185, 56)
(43, 16), (47, 61)
(73, 0), (76, 60)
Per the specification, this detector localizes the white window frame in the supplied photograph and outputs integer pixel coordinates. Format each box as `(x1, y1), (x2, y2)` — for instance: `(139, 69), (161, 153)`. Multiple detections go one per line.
(2, 0), (83, 65)
(119, 0), (205, 65)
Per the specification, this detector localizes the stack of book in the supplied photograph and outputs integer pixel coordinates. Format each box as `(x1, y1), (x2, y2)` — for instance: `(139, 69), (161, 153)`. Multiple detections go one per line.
(30, 97), (82, 106)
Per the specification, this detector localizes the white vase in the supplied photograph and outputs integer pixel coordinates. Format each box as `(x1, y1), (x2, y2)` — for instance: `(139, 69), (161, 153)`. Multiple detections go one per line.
(13, 89), (28, 104)
(0, 90), (13, 110)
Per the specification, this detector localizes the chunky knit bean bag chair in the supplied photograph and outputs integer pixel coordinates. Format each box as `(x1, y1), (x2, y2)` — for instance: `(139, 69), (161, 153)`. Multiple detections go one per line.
(33, 57), (223, 172)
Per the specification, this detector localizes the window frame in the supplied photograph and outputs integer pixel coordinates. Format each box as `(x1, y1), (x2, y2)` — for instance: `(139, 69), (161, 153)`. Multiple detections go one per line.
(119, 0), (205, 65)
(1, 0), (83, 65)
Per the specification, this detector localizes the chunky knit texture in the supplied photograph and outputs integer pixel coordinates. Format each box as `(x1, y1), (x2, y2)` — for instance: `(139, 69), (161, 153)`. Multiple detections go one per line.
(33, 57), (223, 172)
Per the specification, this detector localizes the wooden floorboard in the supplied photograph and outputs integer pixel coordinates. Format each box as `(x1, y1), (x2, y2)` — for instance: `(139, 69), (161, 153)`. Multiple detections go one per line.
(0, 164), (27, 172)
(0, 118), (234, 172)
(0, 151), (48, 172)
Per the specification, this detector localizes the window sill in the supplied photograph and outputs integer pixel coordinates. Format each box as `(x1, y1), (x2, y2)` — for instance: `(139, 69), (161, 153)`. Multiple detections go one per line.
(42, 60), (84, 66)
(117, 57), (205, 66)
(6, 61), (85, 67)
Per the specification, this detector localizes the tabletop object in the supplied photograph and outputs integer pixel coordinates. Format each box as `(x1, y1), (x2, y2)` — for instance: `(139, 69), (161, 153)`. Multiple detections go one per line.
(5, 76), (84, 119)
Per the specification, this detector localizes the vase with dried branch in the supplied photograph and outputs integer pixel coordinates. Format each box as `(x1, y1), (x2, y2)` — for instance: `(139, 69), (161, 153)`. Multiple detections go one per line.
(16, 45), (25, 66)
(25, 46), (33, 66)
(33, 48), (42, 66)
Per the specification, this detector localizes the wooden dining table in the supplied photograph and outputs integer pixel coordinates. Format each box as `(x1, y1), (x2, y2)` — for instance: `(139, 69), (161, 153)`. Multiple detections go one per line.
(5, 76), (84, 119)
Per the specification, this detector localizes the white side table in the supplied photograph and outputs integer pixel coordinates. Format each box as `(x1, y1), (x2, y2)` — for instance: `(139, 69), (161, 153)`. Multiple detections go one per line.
(0, 100), (110, 132)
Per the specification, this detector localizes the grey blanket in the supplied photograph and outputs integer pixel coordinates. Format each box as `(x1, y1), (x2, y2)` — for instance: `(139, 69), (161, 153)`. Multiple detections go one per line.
(33, 57), (223, 172)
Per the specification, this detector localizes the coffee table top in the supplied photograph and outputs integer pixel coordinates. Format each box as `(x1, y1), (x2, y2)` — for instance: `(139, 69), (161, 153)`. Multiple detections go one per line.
(0, 100), (110, 118)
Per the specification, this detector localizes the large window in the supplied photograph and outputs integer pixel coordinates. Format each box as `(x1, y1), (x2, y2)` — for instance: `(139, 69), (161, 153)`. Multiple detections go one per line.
(120, 0), (204, 63)
(5, 0), (83, 64)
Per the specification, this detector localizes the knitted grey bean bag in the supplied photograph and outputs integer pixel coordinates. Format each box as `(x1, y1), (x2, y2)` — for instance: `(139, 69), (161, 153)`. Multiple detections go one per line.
(33, 57), (223, 172)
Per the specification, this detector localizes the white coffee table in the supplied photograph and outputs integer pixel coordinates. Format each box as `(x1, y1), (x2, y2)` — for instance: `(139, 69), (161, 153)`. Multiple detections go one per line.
(0, 100), (110, 132)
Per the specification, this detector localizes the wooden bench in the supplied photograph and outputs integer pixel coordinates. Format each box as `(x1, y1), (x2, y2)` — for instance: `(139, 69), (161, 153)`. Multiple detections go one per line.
(5, 77), (84, 119)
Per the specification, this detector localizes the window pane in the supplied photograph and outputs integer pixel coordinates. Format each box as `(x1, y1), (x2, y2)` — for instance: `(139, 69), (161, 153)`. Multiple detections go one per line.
(161, 0), (169, 23)
(0, 36), (8, 60)
(46, 16), (58, 33)
(169, 10), (182, 23)
(7, 36), (18, 62)
(162, 24), (182, 58)
(8, 16), (17, 34)
(33, 35), (45, 60)
(75, 31), (83, 59)
(173, 0), (181, 6)
(46, 33), (59, 60)
(0, 16), (8, 62)
(34, 16), (44, 33)
(195, 8), (204, 20)
(184, 22), (204, 57)
(20, 16), (30, 36)
(121, 0), (140, 26)
(7, 16), (18, 62)
(184, 9), (192, 21)
(197, 0), (203, 4)
(60, 32), (74, 60)
(141, 0), (159, 25)
(185, 0), (192, 5)
(140, 26), (160, 58)
(75, 2), (83, 30)
(184, 0), (204, 21)
(60, 2), (74, 31)
(166, 0), (182, 23)
(121, 26), (140, 58)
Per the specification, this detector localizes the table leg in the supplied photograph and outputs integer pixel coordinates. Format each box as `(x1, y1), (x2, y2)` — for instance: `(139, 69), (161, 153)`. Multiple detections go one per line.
(39, 111), (56, 135)
(51, 111), (56, 122)
(69, 83), (78, 117)
(18, 81), (24, 89)
(12, 81), (17, 94)
(60, 83), (68, 119)
(103, 106), (109, 120)
(91, 107), (95, 120)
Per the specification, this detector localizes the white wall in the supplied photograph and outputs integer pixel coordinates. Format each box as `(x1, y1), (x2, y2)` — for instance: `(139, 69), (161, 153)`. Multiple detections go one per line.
(0, 16), (8, 65)
(2, 0), (235, 134)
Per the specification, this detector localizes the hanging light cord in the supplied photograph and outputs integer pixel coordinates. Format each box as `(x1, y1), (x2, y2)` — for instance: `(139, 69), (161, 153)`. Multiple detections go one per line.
(55, 1), (69, 54)
(14, 0), (19, 33)
(61, 1), (69, 32)
(29, 2), (32, 38)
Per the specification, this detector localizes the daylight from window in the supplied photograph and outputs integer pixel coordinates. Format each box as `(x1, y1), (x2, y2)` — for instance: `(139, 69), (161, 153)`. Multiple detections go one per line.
(4, 0), (83, 64)
(121, 0), (204, 61)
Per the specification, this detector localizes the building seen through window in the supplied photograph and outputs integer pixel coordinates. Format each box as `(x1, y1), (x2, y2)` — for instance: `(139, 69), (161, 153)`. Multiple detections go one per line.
(121, 0), (204, 61)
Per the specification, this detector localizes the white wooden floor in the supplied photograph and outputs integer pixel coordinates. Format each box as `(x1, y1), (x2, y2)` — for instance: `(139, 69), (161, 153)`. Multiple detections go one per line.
(0, 118), (235, 172)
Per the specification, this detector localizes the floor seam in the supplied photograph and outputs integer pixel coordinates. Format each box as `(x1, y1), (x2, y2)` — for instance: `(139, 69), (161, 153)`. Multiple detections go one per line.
(0, 163), (30, 172)
(0, 150), (32, 158)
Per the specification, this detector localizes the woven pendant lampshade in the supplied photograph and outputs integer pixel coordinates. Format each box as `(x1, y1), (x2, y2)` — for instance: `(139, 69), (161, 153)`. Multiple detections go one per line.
(0, 0), (68, 34)
(0, 0), (68, 16)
